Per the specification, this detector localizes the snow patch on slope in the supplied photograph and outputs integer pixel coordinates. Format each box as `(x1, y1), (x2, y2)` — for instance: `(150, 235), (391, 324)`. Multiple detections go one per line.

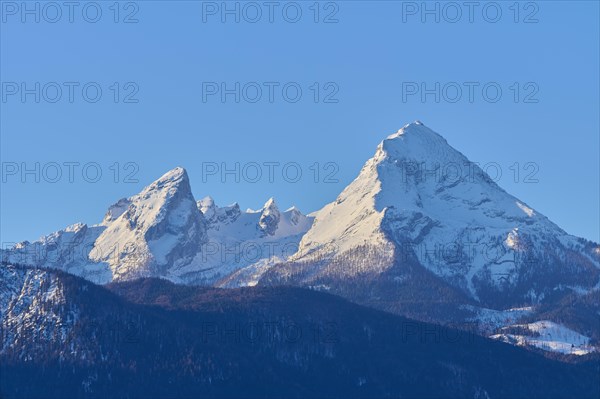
(491, 321), (596, 355)
(172, 198), (313, 285)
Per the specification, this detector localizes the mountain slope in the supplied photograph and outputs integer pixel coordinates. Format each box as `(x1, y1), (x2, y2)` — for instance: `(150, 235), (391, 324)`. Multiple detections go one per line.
(90, 167), (207, 280)
(1, 169), (312, 285)
(178, 197), (313, 285)
(1, 264), (599, 399)
(280, 122), (599, 299)
(258, 122), (600, 350)
(2, 121), (598, 357)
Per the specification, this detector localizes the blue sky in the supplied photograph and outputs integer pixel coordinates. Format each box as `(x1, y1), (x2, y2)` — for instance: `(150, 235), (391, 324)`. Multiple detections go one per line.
(1, 1), (598, 244)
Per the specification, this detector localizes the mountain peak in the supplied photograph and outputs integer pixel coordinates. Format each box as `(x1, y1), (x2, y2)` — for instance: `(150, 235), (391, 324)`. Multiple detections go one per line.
(167, 166), (186, 177)
(154, 166), (188, 185)
(286, 122), (599, 304)
(263, 197), (277, 210)
(140, 167), (193, 200)
(199, 195), (215, 205)
(259, 198), (281, 236)
(376, 122), (451, 166)
(403, 120), (425, 129)
(387, 120), (442, 140)
(89, 165), (206, 280)
(198, 196), (217, 220)
(198, 195), (216, 210)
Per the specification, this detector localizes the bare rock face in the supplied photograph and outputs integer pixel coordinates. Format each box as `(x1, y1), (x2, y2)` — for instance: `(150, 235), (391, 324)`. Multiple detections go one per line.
(258, 198), (281, 236)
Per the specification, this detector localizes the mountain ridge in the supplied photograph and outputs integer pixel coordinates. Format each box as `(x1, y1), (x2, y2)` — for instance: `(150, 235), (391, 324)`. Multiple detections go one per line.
(262, 122), (599, 301)
(1, 263), (599, 398)
(2, 121), (598, 356)
(1, 168), (313, 286)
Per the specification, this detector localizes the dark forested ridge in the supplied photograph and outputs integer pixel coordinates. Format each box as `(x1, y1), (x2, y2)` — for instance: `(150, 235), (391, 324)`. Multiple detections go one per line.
(1, 265), (599, 399)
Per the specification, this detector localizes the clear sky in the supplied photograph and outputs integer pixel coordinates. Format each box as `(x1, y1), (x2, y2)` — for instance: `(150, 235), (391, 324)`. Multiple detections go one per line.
(1, 1), (598, 244)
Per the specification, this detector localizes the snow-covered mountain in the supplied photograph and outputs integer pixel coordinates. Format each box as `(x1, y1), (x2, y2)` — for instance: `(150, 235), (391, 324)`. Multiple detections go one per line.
(90, 167), (207, 281)
(1, 223), (110, 283)
(4, 264), (597, 398)
(255, 122), (600, 352)
(175, 196), (313, 285)
(2, 121), (598, 355)
(1, 168), (312, 285)
(261, 122), (599, 301)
